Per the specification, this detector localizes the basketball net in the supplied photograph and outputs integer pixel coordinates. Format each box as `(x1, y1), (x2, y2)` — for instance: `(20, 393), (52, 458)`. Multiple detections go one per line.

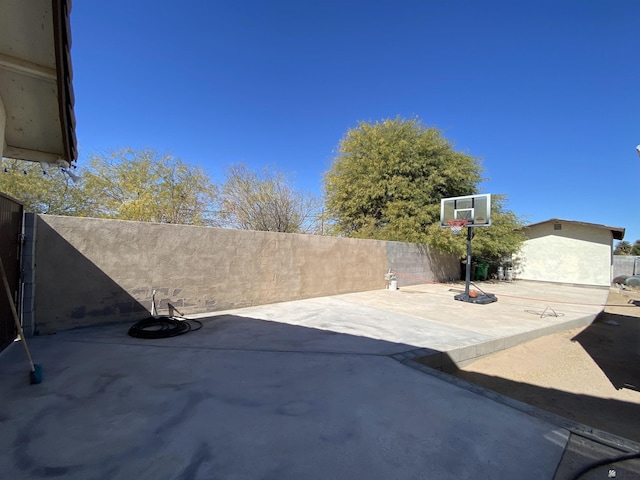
(447, 219), (468, 235)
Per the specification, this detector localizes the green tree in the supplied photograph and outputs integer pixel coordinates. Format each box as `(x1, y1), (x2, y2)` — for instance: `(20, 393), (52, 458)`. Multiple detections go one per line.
(614, 240), (640, 256)
(324, 117), (482, 243)
(0, 158), (87, 215)
(324, 118), (482, 243)
(219, 164), (320, 233)
(82, 148), (217, 225)
(614, 241), (632, 255)
(324, 116), (525, 258)
(466, 196), (525, 261)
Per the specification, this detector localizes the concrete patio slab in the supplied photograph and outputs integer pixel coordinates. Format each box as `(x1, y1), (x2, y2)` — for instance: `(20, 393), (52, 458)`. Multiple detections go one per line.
(198, 280), (607, 370)
(0, 281), (620, 479)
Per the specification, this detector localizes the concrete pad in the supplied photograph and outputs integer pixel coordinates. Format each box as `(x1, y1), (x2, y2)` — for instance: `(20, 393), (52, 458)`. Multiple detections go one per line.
(200, 281), (606, 368)
(0, 281), (611, 478)
(1, 321), (568, 479)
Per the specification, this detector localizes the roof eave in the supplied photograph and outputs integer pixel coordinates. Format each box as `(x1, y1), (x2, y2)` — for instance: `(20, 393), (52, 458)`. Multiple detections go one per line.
(52, 0), (77, 165)
(524, 218), (625, 241)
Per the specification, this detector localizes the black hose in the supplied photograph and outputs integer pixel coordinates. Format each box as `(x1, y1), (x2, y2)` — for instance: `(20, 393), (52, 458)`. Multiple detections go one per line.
(128, 315), (202, 339)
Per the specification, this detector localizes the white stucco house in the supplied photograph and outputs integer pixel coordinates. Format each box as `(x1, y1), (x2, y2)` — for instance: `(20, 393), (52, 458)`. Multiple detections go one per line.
(516, 219), (625, 287)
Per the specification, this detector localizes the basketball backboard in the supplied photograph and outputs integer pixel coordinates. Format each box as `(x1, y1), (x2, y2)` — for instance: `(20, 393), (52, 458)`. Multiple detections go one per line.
(440, 194), (491, 227)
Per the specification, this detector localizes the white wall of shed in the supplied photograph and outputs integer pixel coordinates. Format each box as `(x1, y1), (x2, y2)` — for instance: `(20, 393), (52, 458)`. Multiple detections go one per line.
(518, 222), (613, 286)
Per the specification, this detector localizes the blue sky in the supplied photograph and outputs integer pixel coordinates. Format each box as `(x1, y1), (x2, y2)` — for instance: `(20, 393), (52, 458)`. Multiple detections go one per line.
(70, 1), (639, 243)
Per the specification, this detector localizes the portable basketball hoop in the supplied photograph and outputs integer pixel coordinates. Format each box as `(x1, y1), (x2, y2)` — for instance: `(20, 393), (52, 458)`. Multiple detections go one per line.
(440, 194), (497, 305)
(447, 219), (467, 235)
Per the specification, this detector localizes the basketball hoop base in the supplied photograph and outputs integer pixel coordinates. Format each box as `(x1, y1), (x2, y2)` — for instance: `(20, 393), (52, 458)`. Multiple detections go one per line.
(454, 292), (498, 304)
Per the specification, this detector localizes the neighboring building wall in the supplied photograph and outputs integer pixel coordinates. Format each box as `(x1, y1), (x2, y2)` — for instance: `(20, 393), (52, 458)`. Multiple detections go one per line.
(517, 222), (614, 287)
(612, 255), (639, 278)
(31, 215), (459, 334)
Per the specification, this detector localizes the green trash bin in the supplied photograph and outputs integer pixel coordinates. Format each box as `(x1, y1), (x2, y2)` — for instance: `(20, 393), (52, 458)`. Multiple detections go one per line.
(474, 261), (489, 281)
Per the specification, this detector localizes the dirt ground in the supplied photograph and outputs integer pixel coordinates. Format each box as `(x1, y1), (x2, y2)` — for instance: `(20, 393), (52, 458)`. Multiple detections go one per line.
(452, 287), (640, 444)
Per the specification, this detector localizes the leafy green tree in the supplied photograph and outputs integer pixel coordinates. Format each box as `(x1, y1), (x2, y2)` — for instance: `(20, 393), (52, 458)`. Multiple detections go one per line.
(0, 158), (88, 215)
(614, 241), (632, 255)
(324, 116), (525, 258)
(219, 164), (320, 233)
(82, 148), (217, 225)
(466, 196), (525, 261)
(631, 240), (640, 256)
(325, 117), (482, 243)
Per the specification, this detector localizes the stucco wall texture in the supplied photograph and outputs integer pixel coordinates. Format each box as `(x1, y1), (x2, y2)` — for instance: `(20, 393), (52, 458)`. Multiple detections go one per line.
(613, 255), (639, 278)
(32, 215), (459, 334)
(518, 221), (614, 287)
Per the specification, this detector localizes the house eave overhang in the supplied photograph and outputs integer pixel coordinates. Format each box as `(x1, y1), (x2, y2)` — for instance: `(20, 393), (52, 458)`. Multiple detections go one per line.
(0, 0), (76, 165)
(524, 218), (625, 241)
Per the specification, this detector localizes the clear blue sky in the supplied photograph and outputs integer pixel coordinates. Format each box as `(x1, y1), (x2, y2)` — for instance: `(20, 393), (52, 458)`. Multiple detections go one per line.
(70, 1), (639, 243)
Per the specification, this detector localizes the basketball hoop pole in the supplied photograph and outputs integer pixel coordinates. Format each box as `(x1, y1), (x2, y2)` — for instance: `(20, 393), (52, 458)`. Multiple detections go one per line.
(454, 225), (498, 305)
(463, 226), (473, 297)
(441, 193), (497, 304)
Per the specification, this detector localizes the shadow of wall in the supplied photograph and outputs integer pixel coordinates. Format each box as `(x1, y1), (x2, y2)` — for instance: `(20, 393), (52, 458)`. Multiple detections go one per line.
(572, 310), (640, 392)
(33, 220), (148, 334)
(0, 313), (575, 480)
(451, 369), (640, 446)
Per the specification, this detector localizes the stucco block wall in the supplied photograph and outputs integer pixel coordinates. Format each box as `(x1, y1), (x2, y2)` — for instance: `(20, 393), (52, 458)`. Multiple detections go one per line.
(386, 241), (459, 286)
(32, 215), (458, 334)
(613, 255), (639, 278)
(518, 222), (613, 286)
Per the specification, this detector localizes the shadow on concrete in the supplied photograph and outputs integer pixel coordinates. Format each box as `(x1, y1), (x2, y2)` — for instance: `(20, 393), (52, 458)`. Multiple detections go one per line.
(571, 311), (640, 392)
(553, 433), (640, 480)
(34, 221), (149, 334)
(60, 312), (640, 449)
(4, 307), (640, 479)
(450, 369), (640, 445)
(1, 313), (566, 480)
(59, 313), (425, 357)
(420, 363), (640, 478)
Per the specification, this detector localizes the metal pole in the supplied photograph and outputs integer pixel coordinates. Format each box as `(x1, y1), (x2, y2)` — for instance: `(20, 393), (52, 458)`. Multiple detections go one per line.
(465, 226), (473, 297)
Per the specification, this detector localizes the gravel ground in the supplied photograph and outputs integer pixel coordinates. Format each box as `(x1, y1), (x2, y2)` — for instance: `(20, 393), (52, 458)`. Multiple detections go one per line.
(453, 287), (640, 444)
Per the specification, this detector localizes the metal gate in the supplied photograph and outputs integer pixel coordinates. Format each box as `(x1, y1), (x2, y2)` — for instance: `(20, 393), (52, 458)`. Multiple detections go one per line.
(0, 192), (23, 352)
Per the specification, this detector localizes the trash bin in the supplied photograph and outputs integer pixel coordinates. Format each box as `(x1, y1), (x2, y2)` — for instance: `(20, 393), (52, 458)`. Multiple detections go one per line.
(505, 267), (514, 281)
(474, 261), (489, 281)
